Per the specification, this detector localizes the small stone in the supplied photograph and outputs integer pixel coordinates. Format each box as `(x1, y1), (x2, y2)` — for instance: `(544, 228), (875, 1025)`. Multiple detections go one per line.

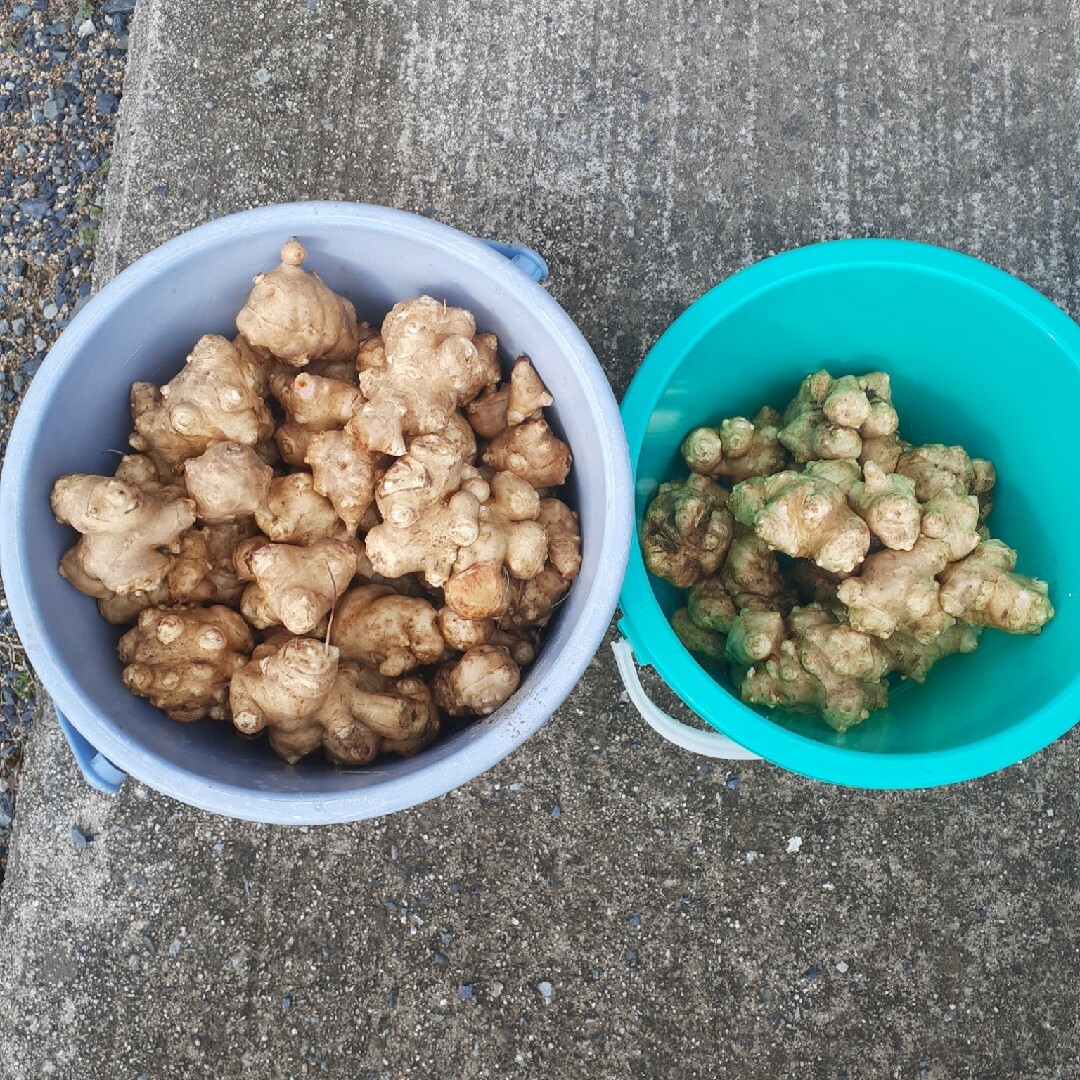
(43, 98), (62, 120)
(102, 0), (135, 12)
(255, 68), (271, 86)
(787, 836), (802, 854)
(726, 776), (740, 789)
(629, 914), (641, 927)
(760, 987), (774, 1002)
(458, 984), (474, 1000)
(836, 960), (849, 973)
(805, 966), (821, 980)
(550, 804), (561, 821)
(282, 996), (292, 1012)
(537, 981), (553, 1004)
(70, 826), (89, 850)
(43, 303), (58, 319)
(132, 871), (148, 886)
(95, 92), (118, 115)
(78, 19), (95, 37)
(18, 198), (49, 221)
(490, 981), (503, 998)
(168, 939), (181, 956)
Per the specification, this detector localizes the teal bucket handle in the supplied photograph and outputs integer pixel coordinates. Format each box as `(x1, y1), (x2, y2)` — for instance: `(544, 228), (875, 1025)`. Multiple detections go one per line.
(611, 638), (761, 760)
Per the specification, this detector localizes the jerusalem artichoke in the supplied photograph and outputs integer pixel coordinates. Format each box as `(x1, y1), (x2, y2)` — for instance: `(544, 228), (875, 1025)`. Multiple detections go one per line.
(236, 239), (360, 366)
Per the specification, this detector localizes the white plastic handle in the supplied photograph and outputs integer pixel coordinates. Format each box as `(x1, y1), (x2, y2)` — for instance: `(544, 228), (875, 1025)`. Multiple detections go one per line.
(611, 637), (762, 760)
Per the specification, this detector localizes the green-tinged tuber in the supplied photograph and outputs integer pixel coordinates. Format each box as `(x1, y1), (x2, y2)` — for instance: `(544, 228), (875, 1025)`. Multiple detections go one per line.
(835, 537), (954, 642)
(719, 529), (797, 614)
(938, 540), (1054, 634)
(686, 576), (738, 633)
(730, 470), (870, 575)
(879, 623), (982, 683)
(846, 462), (922, 552)
(642, 474), (734, 589)
(736, 605), (890, 733)
(681, 406), (790, 482)
(671, 607), (727, 665)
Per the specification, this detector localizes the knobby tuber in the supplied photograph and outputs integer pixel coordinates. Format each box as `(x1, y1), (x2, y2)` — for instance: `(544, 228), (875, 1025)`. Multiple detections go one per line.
(51, 240), (580, 765)
(643, 368), (1054, 732)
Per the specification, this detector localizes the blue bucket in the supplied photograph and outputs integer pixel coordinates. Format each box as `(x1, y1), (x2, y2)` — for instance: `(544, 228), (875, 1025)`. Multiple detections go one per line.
(0, 202), (633, 823)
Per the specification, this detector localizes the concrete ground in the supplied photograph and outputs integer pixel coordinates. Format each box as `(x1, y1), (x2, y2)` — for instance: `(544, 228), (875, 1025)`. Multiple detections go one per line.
(2, 0), (1079, 1076)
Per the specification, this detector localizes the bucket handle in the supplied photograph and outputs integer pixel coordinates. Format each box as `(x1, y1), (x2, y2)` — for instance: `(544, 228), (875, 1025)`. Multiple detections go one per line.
(55, 709), (126, 794)
(480, 240), (550, 283)
(611, 638), (762, 760)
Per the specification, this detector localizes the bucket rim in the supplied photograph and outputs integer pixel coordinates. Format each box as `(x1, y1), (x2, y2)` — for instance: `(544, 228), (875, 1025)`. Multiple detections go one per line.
(618, 237), (1080, 789)
(0, 200), (634, 823)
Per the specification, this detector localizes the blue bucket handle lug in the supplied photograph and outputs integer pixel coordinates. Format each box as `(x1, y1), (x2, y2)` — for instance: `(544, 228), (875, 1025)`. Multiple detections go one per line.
(480, 239), (550, 283)
(55, 709), (126, 794)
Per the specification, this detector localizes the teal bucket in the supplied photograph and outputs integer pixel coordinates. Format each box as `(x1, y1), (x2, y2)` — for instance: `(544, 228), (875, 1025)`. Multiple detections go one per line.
(618, 239), (1080, 788)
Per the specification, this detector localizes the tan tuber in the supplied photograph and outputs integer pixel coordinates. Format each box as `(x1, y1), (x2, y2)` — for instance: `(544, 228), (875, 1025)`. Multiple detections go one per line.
(236, 239), (360, 366)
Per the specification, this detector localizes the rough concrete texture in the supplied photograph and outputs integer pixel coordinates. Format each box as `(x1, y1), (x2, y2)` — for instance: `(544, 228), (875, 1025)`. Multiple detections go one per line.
(2, 0), (1080, 1077)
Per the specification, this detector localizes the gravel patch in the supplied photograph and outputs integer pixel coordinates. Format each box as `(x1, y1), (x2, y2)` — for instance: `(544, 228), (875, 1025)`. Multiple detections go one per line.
(0, 0), (131, 887)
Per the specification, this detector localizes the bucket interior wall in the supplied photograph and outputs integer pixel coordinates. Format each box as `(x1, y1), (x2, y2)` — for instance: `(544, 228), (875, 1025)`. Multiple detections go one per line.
(635, 263), (1079, 755)
(16, 218), (609, 797)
